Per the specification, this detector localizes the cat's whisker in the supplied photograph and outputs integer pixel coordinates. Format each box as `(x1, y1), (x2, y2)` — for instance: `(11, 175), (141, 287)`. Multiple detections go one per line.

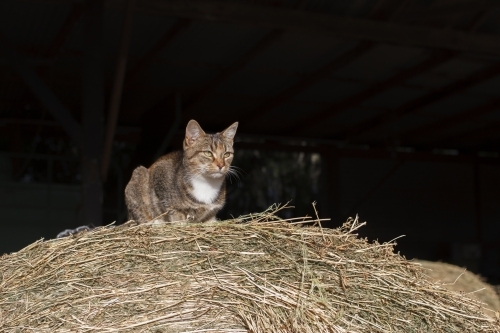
(227, 173), (239, 185)
(226, 168), (243, 184)
(230, 169), (243, 179)
(228, 166), (244, 179)
(229, 165), (245, 173)
(230, 172), (242, 182)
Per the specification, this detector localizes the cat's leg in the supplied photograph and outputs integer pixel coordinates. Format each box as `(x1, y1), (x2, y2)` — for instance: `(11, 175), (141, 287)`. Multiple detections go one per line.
(125, 166), (154, 223)
(199, 209), (218, 223)
(165, 211), (188, 223)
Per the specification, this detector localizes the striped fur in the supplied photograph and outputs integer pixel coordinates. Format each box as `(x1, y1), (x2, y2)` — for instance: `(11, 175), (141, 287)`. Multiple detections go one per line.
(125, 120), (238, 223)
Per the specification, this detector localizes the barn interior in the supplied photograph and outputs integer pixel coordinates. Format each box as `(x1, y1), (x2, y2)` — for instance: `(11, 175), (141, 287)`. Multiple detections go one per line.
(0, 0), (499, 284)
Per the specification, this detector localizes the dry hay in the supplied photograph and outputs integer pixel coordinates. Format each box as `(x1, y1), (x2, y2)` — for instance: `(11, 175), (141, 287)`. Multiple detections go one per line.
(414, 259), (500, 316)
(1, 204), (499, 333)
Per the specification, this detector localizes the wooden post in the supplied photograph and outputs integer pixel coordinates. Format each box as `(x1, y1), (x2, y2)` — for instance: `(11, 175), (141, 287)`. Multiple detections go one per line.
(81, 0), (104, 226)
(322, 150), (341, 228)
(473, 162), (483, 243)
(154, 92), (182, 161)
(101, 0), (136, 181)
(0, 35), (83, 146)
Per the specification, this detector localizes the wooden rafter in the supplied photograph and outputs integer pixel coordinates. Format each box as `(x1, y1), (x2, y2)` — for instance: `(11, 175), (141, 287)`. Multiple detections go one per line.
(81, 0), (105, 226)
(369, 0), (405, 20)
(0, 35), (83, 145)
(124, 18), (191, 89)
(45, 3), (84, 58)
(343, 62), (500, 142)
(133, 0), (500, 55)
(233, 141), (500, 165)
(243, 41), (375, 126)
(400, 98), (500, 144)
(241, 0), (400, 126)
(136, 29), (285, 134)
(102, 0), (136, 180)
(398, 0), (498, 20)
(443, 121), (500, 148)
(183, 29), (285, 112)
(289, 50), (456, 135)
(290, 6), (491, 137)
(183, 0), (402, 122)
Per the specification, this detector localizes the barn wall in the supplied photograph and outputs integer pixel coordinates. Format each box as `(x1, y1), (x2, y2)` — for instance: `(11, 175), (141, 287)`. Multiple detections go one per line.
(337, 157), (500, 280)
(0, 181), (81, 254)
(480, 164), (500, 280)
(0, 155), (81, 254)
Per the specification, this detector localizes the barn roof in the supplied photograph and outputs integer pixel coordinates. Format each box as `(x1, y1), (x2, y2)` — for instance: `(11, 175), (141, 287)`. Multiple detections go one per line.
(1, 0), (500, 158)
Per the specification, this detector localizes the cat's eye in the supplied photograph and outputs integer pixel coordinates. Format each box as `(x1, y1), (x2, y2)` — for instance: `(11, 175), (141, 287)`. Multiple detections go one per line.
(223, 152), (231, 158)
(203, 151), (213, 157)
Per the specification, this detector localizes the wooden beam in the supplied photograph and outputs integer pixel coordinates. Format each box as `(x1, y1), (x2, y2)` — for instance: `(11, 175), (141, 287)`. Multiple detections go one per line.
(154, 92), (182, 160)
(184, 29), (284, 112)
(323, 151), (340, 227)
(399, 0), (498, 20)
(185, 0), (393, 124)
(81, 0), (104, 226)
(131, 29), (283, 159)
(289, 50), (456, 135)
(135, 0), (500, 56)
(443, 121), (500, 147)
(243, 41), (375, 126)
(45, 3), (84, 57)
(0, 35), (83, 145)
(201, 0), (400, 127)
(468, 10), (494, 32)
(368, 0), (405, 21)
(233, 141), (500, 165)
(102, 0), (135, 181)
(344, 62), (500, 141)
(124, 18), (191, 89)
(241, 0), (402, 126)
(288, 6), (489, 136)
(473, 162), (483, 243)
(400, 98), (500, 144)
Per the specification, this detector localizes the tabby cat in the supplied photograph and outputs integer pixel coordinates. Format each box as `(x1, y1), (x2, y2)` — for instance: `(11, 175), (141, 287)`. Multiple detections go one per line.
(125, 120), (238, 223)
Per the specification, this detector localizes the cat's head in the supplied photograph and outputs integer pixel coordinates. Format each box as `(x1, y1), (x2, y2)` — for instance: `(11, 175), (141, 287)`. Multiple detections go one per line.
(183, 120), (238, 179)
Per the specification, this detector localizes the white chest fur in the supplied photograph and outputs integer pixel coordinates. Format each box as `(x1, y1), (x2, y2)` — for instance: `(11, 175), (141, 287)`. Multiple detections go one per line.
(190, 176), (223, 204)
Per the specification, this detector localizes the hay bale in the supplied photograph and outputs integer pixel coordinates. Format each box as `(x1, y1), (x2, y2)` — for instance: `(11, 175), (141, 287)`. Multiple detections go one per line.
(1, 205), (499, 332)
(414, 259), (500, 316)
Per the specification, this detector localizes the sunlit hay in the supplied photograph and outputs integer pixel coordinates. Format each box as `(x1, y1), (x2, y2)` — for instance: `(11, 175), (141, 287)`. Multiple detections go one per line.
(1, 204), (499, 332)
(414, 259), (500, 317)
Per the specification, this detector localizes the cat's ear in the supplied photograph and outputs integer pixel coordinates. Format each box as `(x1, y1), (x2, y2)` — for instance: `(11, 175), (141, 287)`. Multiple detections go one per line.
(221, 122), (238, 140)
(185, 120), (206, 146)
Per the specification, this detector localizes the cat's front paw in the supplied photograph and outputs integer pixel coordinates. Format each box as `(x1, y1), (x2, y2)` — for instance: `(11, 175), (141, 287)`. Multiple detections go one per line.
(56, 225), (92, 238)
